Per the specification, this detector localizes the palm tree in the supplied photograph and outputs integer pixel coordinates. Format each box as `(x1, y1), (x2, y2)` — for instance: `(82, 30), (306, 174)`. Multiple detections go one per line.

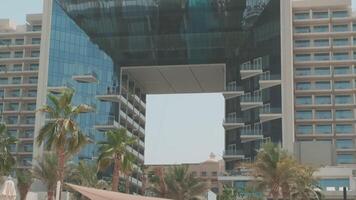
(36, 88), (93, 191)
(219, 185), (239, 200)
(68, 160), (109, 188)
(122, 153), (136, 193)
(16, 169), (33, 200)
(32, 153), (59, 200)
(251, 142), (298, 200)
(0, 123), (17, 176)
(290, 166), (324, 200)
(165, 166), (208, 200)
(97, 128), (136, 191)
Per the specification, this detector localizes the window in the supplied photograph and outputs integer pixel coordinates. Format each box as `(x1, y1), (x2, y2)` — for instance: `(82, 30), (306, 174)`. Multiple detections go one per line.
(26, 103), (36, 111)
(313, 25), (329, 32)
(336, 139), (354, 149)
(315, 96), (331, 104)
(31, 38), (41, 44)
(295, 68), (311, 76)
(335, 124), (353, 134)
(295, 26), (310, 33)
(31, 51), (40, 57)
(27, 90), (37, 97)
(8, 103), (19, 111)
(296, 82), (311, 90)
(332, 11), (348, 18)
(28, 77), (38, 84)
(29, 64), (39, 71)
(334, 66), (350, 75)
(14, 51), (23, 58)
(314, 39), (329, 47)
(294, 40), (310, 47)
(32, 25), (42, 31)
(334, 81), (352, 89)
(15, 39), (24, 45)
(335, 110), (353, 119)
(211, 171), (218, 176)
(336, 154), (354, 164)
(0, 65), (6, 71)
(319, 179), (350, 191)
(12, 64), (22, 71)
(333, 52), (349, 60)
(333, 38), (349, 46)
(313, 11), (329, 19)
(0, 39), (11, 45)
(0, 78), (8, 84)
(296, 125), (313, 134)
(314, 53), (330, 61)
(333, 24), (348, 32)
(296, 96), (312, 105)
(315, 81), (330, 90)
(201, 171), (207, 177)
(315, 67), (330, 75)
(11, 77), (21, 84)
(335, 95), (353, 104)
(6, 116), (18, 124)
(315, 110), (332, 119)
(315, 124), (332, 134)
(25, 116), (35, 124)
(295, 54), (311, 61)
(294, 12), (309, 20)
(296, 110), (312, 119)
(9, 89), (20, 97)
(0, 52), (10, 58)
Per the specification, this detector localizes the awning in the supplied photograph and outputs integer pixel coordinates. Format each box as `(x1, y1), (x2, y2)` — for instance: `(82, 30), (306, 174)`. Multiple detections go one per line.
(67, 183), (170, 200)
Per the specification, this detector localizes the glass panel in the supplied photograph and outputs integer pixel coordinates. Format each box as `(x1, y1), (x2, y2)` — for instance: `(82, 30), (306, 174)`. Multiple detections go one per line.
(333, 38), (349, 46)
(335, 95), (353, 104)
(295, 68), (311, 76)
(335, 124), (353, 134)
(296, 125), (313, 134)
(14, 51), (23, 58)
(334, 66), (350, 75)
(315, 124), (332, 134)
(15, 39), (24, 45)
(334, 81), (352, 89)
(296, 110), (312, 119)
(295, 26), (310, 33)
(315, 110), (332, 119)
(315, 81), (330, 90)
(294, 40), (310, 47)
(0, 52), (10, 58)
(315, 67), (330, 75)
(336, 139), (354, 149)
(296, 82), (311, 90)
(333, 52), (349, 60)
(336, 154), (354, 164)
(294, 12), (309, 20)
(315, 96), (331, 104)
(313, 25), (329, 32)
(31, 38), (41, 44)
(313, 11), (329, 19)
(319, 179), (349, 190)
(31, 51), (40, 57)
(295, 54), (311, 61)
(332, 11), (348, 18)
(335, 110), (353, 119)
(333, 25), (349, 32)
(314, 39), (329, 47)
(314, 53), (329, 61)
(296, 96), (312, 105)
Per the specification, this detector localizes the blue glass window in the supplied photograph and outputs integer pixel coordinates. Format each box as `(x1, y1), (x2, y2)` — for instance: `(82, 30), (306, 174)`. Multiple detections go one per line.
(313, 25), (329, 32)
(294, 40), (310, 47)
(335, 124), (353, 134)
(314, 39), (329, 47)
(295, 54), (311, 61)
(334, 66), (350, 75)
(314, 53), (330, 61)
(315, 110), (332, 119)
(0, 78), (7, 84)
(336, 154), (354, 164)
(336, 139), (354, 149)
(334, 81), (351, 89)
(31, 38), (41, 44)
(335, 110), (353, 119)
(295, 26), (310, 33)
(335, 95), (353, 104)
(12, 77), (21, 84)
(296, 82), (311, 90)
(295, 68), (311, 76)
(294, 13), (309, 20)
(296, 125), (313, 134)
(315, 96), (331, 104)
(315, 81), (330, 90)
(0, 39), (11, 45)
(0, 52), (10, 58)
(314, 67), (330, 75)
(15, 39), (24, 45)
(315, 124), (332, 134)
(14, 51), (23, 58)
(296, 110), (312, 119)
(333, 52), (349, 60)
(333, 24), (349, 32)
(296, 96), (312, 105)
(333, 38), (349, 46)
(313, 11), (329, 19)
(31, 51), (40, 57)
(333, 11), (348, 18)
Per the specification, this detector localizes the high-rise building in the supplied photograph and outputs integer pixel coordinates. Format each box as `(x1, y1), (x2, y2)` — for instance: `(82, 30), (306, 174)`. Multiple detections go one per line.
(2, 0), (356, 197)
(0, 14), (42, 169)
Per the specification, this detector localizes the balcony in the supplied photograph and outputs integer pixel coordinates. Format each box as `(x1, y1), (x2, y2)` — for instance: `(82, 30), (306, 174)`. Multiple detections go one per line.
(47, 82), (73, 94)
(240, 125), (263, 142)
(240, 64), (263, 80)
(126, 145), (144, 162)
(119, 110), (145, 136)
(94, 116), (119, 131)
(72, 71), (98, 83)
(259, 71), (281, 89)
(223, 117), (244, 130)
(222, 149), (245, 160)
(223, 84), (244, 99)
(240, 91), (263, 111)
(259, 104), (282, 122)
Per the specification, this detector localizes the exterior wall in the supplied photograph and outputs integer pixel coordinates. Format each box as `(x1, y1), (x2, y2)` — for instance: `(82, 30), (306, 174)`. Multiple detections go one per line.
(0, 14), (42, 169)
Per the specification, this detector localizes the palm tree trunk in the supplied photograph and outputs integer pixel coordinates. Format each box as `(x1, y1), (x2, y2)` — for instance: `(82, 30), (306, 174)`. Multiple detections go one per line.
(125, 174), (130, 193)
(19, 187), (29, 200)
(112, 158), (121, 191)
(57, 146), (66, 198)
(47, 190), (54, 200)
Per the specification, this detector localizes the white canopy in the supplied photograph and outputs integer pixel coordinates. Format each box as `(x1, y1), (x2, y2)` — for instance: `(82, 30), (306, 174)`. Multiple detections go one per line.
(67, 183), (170, 200)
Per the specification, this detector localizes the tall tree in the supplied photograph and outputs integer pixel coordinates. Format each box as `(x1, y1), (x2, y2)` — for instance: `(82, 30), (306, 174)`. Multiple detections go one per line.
(122, 153), (136, 194)
(36, 88), (92, 192)
(97, 128), (136, 191)
(32, 153), (60, 200)
(16, 169), (33, 200)
(251, 142), (298, 200)
(219, 185), (239, 200)
(290, 166), (323, 200)
(0, 123), (17, 176)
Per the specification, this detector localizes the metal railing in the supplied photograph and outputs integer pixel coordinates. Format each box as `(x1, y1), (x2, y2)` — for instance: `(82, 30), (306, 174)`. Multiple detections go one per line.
(260, 104), (282, 114)
(223, 149), (244, 156)
(224, 117), (244, 124)
(259, 71), (281, 81)
(241, 91), (262, 103)
(226, 84), (244, 92)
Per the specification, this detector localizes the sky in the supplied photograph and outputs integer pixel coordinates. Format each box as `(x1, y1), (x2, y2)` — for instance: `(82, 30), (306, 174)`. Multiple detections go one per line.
(2, 0), (356, 165)
(0, 0), (224, 164)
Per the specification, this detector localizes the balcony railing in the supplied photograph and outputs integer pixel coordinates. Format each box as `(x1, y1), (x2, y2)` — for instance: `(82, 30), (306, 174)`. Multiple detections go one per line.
(223, 149), (244, 156)
(259, 71), (281, 81)
(260, 105), (282, 114)
(241, 91), (262, 103)
(224, 117), (244, 124)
